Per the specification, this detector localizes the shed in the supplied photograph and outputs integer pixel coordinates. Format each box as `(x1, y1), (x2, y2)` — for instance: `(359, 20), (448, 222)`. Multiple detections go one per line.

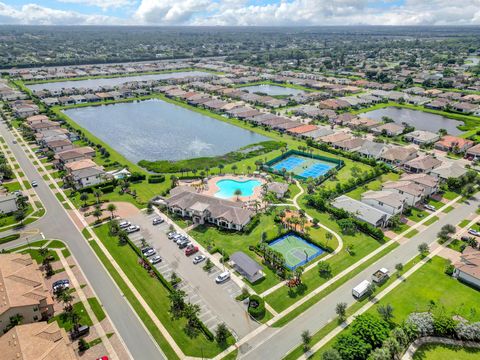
(230, 252), (264, 283)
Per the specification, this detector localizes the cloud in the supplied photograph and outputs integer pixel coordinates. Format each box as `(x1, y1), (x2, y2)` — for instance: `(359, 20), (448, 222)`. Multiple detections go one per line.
(0, 0), (479, 26)
(0, 2), (125, 25)
(57, 0), (136, 11)
(134, 0), (211, 24)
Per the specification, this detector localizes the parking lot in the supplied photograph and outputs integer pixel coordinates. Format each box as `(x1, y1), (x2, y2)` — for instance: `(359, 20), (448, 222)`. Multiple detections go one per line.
(125, 211), (259, 338)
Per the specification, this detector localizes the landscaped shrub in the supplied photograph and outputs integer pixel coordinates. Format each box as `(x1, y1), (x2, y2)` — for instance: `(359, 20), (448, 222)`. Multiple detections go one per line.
(148, 175), (166, 183)
(248, 295), (266, 320)
(456, 321), (480, 341)
(349, 313), (390, 348)
(333, 333), (371, 360)
(98, 184), (114, 194)
(406, 312), (435, 337)
(129, 172), (146, 182)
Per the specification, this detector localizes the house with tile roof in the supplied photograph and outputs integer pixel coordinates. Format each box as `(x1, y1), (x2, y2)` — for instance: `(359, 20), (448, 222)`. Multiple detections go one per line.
(454, 246), (480, 290)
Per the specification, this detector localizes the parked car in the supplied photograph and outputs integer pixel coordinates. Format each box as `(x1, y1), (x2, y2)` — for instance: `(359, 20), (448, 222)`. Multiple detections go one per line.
(152, 217), (164, 225)
(52, 279), (70, 292)
(178, 239), (191, 249)
(143, 248), (156, 257)
(185, 245), (199, 256)
(141, 246), (153, 254)
(167, 231), (178, 239)
(215, 271), (230, 284)
(126, 225), (140, 233)
(96, 357), (109, 360)
(119, 220), (131, 229)
(31, 180), (38, 187)
(468, 228), (480, 237)
(371, 268), (389, 283)
(175, 236), (187, 244)
(424, 204), (435, 211)
(193, 255), (206, 264)
(70, 325), (90, 340)
(149, 255), (162, 264)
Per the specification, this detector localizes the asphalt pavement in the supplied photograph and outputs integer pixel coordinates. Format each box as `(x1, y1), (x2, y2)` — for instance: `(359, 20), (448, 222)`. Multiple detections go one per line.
(0, 121), (163, 360)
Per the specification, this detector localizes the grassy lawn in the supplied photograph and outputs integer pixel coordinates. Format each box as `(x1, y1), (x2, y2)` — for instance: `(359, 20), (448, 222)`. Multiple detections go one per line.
(392, 222), (410, 235)
(21, 247), (59, 264)
(405, 228), (419, 238)
(458, 219), (471, 228)
(190, 209), (287, 293)
(263, 195), (385, 313)
(49, 301), (93, 331)
(87, 297), (106, 321)
(442, 190), (460, 201)
(413, 344), (480, 360)
(424, 216), (439, 226)
(346, 172), (400, 200)
(89, 240), (179, 360)
(93, 224), (226, 358)
(3, 180), (21, 192)
(426, 198), (444, 210)
(0, 205), (33, 228)
(408, 207), (429, 223)
(443, 205), (454, 213)
(310, 256), (480, 359)
(446, 239), (464, 252)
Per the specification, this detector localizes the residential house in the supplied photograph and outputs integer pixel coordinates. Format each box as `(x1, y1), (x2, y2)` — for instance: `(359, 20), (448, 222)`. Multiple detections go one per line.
(0, 322), (77, 360)
(435, 135), (474, 153)
(331, 195), (390, 227)
(380, 147), (418, 166)
(451, 102), (479, 114)
(454, 246), (480, 289)
(165, 188), (253, 231)
(361, 190), (406, 216)
(319, 132), (352, 145)
(465, 143), (480, 160)
(429, 162), (468, 181)
(400, 173), (439, 196)
(54, 147), (95, 168)
(382, 180), (425, 206)
(404, 130), (440, 145)
(403, 155), (442, 173)
(371, 123), (405, 137)
(0, 194), (18, 214)
(266, 182), (289, 199)
(334, 137), (366, 151)
(70, 166), (105, 189)
(0, 253), (54, 330)
(29, 120), (60, 133)
(356, 141), (390, 159)
(45, 139), (73, 153)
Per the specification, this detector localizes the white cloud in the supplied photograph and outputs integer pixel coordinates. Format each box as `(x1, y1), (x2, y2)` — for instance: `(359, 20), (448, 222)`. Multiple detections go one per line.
(0, 2), (125, 25)
(58, 0), (136, 11)
(134, 0), (210, 24)
(0, 0), (479, 26)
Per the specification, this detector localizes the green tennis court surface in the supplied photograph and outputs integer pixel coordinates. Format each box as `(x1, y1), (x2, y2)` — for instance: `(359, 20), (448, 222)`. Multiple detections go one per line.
(269, 233), (324, 270)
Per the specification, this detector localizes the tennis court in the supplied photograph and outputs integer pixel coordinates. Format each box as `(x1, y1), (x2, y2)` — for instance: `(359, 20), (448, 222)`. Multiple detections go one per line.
(269, 154), (336, 179)
(269, 233), (324, 270)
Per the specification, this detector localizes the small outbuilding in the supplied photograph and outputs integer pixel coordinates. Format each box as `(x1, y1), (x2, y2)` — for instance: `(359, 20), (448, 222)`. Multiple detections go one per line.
(230, 251), (264, 283)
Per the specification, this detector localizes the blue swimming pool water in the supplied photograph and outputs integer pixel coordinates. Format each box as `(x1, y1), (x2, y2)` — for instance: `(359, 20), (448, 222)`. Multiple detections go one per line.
(214, 179), (262, 199)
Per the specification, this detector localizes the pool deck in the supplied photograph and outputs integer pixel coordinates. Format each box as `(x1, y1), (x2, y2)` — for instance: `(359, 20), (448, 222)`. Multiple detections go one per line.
(203, 175), (266, 202)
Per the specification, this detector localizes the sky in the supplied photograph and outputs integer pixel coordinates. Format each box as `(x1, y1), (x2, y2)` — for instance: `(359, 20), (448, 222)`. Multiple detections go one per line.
(0, 0), (479, 26)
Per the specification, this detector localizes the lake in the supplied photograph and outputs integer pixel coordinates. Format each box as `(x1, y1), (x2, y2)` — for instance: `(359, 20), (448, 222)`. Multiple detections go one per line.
(362, 107), (463, 135)
(241, 84), (304, 96)
(63, 99), (270, 163)
(27, 71), (212, 92)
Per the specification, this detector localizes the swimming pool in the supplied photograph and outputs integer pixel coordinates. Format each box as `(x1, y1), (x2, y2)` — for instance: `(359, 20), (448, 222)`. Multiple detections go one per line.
(214, 179), (262, 199)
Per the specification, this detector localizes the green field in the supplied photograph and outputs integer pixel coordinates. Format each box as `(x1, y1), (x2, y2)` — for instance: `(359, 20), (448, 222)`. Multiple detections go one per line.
(413, 344), (480, 360)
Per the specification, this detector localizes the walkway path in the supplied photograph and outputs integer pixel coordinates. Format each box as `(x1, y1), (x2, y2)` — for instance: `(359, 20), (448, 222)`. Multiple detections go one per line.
(298, 211), (480, 359)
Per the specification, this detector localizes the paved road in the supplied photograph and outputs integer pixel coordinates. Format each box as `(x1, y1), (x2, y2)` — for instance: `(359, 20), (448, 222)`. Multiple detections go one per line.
(0, 121), (163, 360)
(239, 196), (479, 360)
(127, 212), (259, 338)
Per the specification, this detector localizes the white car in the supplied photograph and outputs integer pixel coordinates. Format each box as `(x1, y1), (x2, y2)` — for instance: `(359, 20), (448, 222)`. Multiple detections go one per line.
(126, 225), (140, 233)
(152, 217), (164, 225)
(149, 255), (162, 264)
(143, 248), (156, 257)
(424, 204), (436, 211)
(31, 180), (38, 187)
(215, 271), (230, 284)
(119, 220), (131, 229)
(468, 228), (480, 237)
(193, 255), (206, 264)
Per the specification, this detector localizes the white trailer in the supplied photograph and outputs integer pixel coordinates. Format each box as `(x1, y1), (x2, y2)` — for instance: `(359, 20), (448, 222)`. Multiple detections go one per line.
(352, 280), (371, 299)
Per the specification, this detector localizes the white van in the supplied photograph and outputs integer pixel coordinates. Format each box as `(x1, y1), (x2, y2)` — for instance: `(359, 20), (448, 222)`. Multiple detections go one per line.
(352, 280), (371, 299)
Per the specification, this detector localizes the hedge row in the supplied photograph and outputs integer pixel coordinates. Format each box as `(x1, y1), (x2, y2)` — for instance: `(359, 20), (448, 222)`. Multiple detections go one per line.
(148, 174), (166, 184)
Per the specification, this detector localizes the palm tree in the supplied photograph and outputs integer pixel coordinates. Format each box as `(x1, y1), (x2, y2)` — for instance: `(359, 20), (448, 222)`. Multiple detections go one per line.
(107, 203), (117, 219)
(79, 192), (89, 208)
(93, 189), (103, 205)
(247, 165), (252, 174)
(232, 164), (238, 174)
(234, 188), (242, 201)
(171, 175), (179, 187)
(93, 207), (103, 222)
(58, 291), (74, 312)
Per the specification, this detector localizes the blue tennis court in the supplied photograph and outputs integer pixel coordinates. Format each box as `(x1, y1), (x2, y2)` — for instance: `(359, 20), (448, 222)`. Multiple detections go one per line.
(269, 154), (337, 179)
(299, 163), (333, 178)
(271, 156), (305, 172)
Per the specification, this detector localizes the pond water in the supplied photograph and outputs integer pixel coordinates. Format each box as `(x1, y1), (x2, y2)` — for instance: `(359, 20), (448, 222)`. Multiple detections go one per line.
(27, 71), (212, 92)
(62, 99), (270, 163)
(362, 107), (463, 135)
(241, 84), (304, 96)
